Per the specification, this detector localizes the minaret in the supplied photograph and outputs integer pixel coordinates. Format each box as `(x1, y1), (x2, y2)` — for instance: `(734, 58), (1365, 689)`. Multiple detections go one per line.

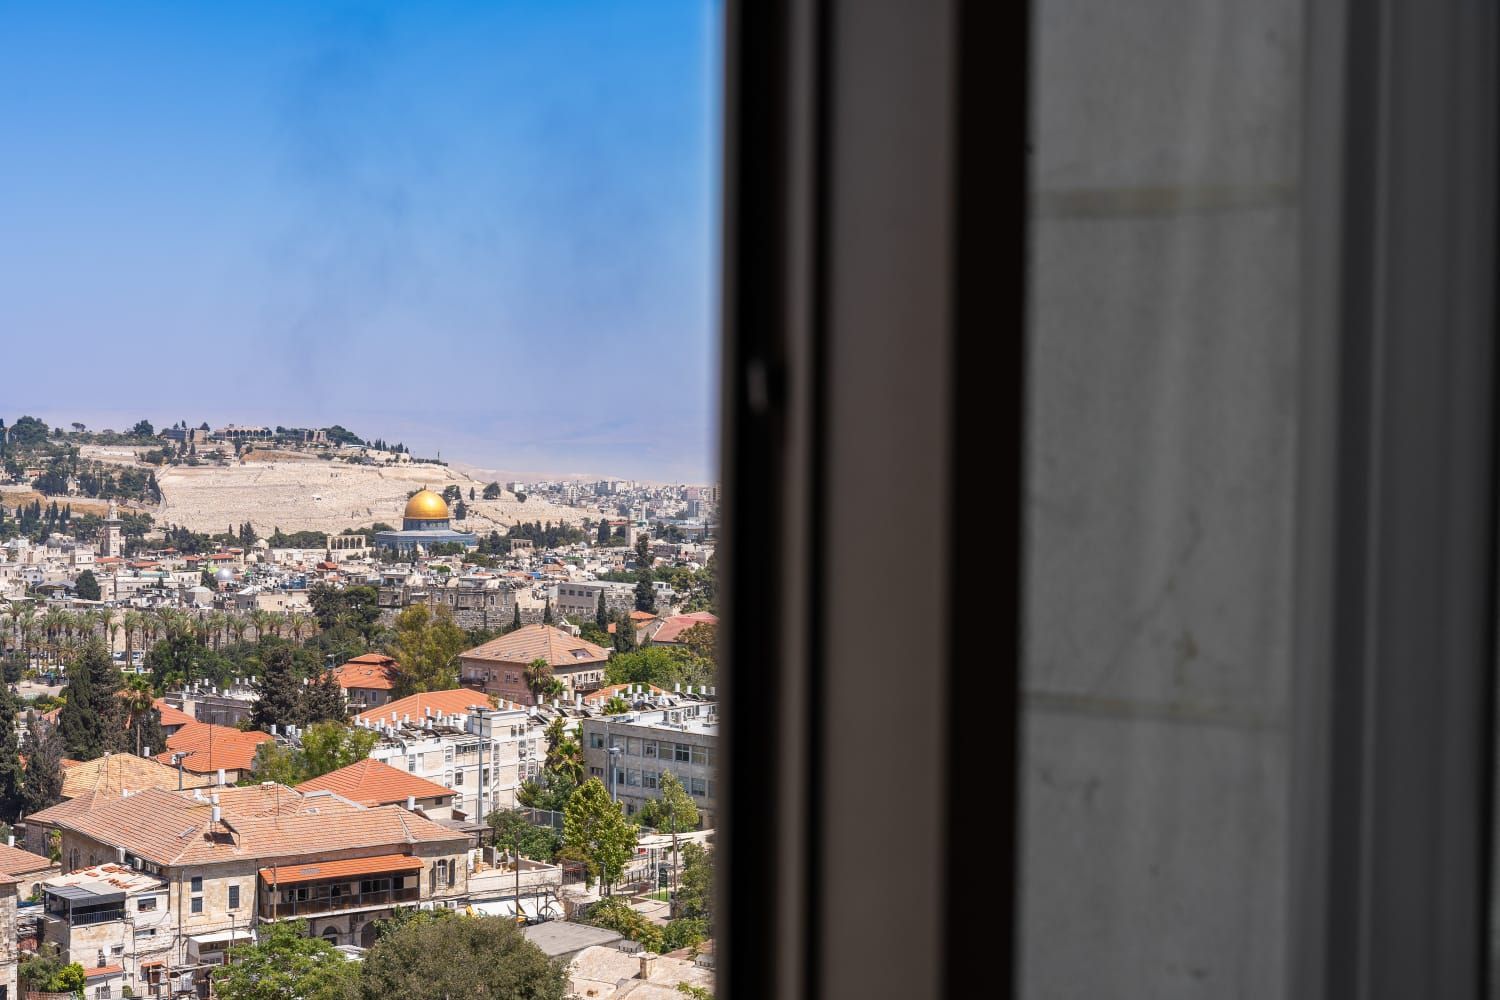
(101, 499), (123, 559)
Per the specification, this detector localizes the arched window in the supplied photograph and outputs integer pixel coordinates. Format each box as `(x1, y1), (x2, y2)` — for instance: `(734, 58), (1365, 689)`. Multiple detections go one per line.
(322, 926), (338, 945)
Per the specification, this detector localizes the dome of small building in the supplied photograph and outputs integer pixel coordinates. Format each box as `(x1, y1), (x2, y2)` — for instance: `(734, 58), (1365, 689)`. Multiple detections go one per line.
(403, 489), (449, 521)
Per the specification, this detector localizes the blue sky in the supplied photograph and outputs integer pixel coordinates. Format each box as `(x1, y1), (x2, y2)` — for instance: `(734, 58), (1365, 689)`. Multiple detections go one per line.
(0, 1), (721, 483)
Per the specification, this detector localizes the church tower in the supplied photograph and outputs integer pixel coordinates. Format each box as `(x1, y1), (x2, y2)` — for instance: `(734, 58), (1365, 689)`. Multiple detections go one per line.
(101, 499), (123, 559)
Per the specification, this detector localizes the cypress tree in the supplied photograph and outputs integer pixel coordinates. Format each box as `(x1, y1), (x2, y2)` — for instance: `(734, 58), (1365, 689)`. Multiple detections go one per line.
(597, 519), (610, 545)
(543, 598), (554, 626)
(0, 686), (25, 823)
(512, 603), (522, 631)
(596, 591), (609, 630)
(251, 643), (305, 731)
(21, 719), (64, 817)
(57, 640), (123, 761)
(303, 669), (348, 725)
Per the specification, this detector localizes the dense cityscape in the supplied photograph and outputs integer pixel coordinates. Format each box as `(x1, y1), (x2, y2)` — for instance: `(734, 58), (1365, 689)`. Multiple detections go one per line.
(0, 415), (719, 999)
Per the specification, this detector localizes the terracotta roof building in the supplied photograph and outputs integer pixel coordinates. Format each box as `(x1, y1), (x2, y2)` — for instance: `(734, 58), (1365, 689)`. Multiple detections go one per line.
(47, 783), (472, 970)
(153, 722), (272, 782)
(332, 652), (399, 713)
(458, 624), (611, 705)
(296, 759), (456, 820)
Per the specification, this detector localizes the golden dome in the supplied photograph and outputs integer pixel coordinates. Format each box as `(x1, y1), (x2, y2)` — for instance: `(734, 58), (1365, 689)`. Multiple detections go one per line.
(403, 489), (450, 521)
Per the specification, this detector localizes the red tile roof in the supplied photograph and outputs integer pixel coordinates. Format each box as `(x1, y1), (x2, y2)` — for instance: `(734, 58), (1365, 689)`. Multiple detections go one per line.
(49, 786), (464, 867)
(333, 654), (399, 692)
(295, 759), (452, 808)
(459, 624), (608, 670)
(0, 843), (54, 876)
(154, 722), (271, 774)
(260, 853), (424, 885)
(84, 965), (124, 979)
(154, 699), (195, 728)
(650, 612), (719, 645)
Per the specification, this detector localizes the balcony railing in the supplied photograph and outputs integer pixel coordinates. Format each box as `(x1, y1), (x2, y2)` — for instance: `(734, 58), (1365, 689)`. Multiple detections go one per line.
(259, 886), (419, 920)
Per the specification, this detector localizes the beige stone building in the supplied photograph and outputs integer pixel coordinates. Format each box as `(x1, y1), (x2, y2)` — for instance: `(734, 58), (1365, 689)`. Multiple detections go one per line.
(459, 624), (611, 705)
(45, 782), (471, 994)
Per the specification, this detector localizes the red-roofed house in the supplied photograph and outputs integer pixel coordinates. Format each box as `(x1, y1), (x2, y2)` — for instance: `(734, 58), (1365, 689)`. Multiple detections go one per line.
(154, 722), (272, 782)
(333, 653), (399, 713)
(296, 759), (456, 820)
(458, 624), (611, 705)
(646, 612), (719, 648)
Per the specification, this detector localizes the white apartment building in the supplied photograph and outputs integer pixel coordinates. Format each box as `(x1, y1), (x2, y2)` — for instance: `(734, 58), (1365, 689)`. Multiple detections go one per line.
(358, 693), (543, 818)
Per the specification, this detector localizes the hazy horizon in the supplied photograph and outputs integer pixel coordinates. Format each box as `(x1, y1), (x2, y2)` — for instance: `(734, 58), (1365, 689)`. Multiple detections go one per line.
(0, 1), (722, 483)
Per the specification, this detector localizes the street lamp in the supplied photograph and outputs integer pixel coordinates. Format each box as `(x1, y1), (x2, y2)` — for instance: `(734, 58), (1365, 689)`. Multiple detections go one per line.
(608, 746), (623, 803)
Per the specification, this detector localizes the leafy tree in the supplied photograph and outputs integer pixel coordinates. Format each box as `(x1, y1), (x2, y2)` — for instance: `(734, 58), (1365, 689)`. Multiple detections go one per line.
(605, 646), (715, 691)
(678, 622), (718, 665)
(638, 773), (700, 895)
(73, 569), (101, 602)
(514, 492), (527, 503)
(634, 571), (657, 613)
(585, 896), (664, 951)
(602, 696), (631, 715)
(386, 605), (468, 696)
(250, 642), (304, 732)
(21, 718), (64, 815)
(129, 419), (154, 438)
(212, 918), (361, 1000)
(597, 519), (611, 545)
(57, 640), (125, 760)
(299, 722), (378, 779)
(484, 482), (502, 500)
(676, 841), (714, 924)
(20, 943), (86, 994)
(563, 777), (637, 893)
(9, 416), (49, 447)
(635, 534), (652, 568)
(359, 913), (567, 999)
(247, 741), (304, 786)
(487, 808), (563, 863)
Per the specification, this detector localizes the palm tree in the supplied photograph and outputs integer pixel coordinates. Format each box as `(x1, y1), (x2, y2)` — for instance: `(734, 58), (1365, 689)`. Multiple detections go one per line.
(227, 615), (249, 647)
(250, 610), (273, 643)
(288, 612), (314, 644)
(121, 673), (155, 755)
(523, 657), (553, 706)
(122, 610), (142, 665)
(103, 609), (121, 654)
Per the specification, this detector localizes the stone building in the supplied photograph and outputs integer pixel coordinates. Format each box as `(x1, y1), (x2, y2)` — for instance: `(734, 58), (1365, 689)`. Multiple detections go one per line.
(372, 490), (477, 553)
(458, 625), (611, 705)
(46, 783), (470, 993)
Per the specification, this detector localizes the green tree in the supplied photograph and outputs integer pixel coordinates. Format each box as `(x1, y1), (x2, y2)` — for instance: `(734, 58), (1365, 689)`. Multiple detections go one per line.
(613, 611), (637, 654)
(597, 519), (611, 545)
(634, 571), (657, 613)
(542, 598), (554, 625)
(484, 482), (502, 500)
(386, 605), (468, 696)
(57, 639), (125, 760)
(523, 658), (553, 706)
(302, 668), (348, 725)
(250, 642), (304, 732)
(21, 718), (64, 815)
(73, 569), (101, 602)
(595, 591), (609, 630)
(635, 534), (652, 568)
(487, 808), (563, 863)
(602, 696), (631, 715)
(606, 646), (714, 691)
(248, 741), (305, 786)
(585, 896), (664, 951)
(563, 777), (636, 893)
(298, 722), (379, 780)
(212, 919), (361, 1000)
(359, 913), (567, 999)
(123, 673), (164, 757)
(638, 772), (700, 895)
(675, 841), (714, 924)
(0, 686), (24, 823)
(511, 603), (522, 631)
